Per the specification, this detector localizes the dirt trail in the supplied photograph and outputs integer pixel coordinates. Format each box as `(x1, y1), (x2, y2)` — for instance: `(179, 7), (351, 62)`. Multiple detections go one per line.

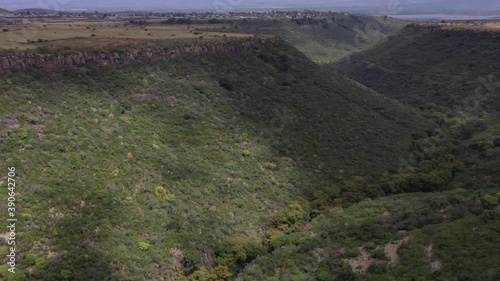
(425, 244), (442, 271)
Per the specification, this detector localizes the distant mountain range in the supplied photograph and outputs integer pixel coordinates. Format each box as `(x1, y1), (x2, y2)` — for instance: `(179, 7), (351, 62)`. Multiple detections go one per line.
(403, 0), (500, 13)
(14, 8), (65, 14)
(1, 0), (499, 13)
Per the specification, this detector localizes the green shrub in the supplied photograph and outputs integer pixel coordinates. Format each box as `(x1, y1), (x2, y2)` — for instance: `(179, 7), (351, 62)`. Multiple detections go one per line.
(60, 270), (74, 280)
(335, 265), (357, 281)
(25, 254), (36, 265)
(18, 128), (30, 140)
(188, 266), (232, 281)
(269, 234), (300, 250)
(316, 270), (330, 281)
(428, 196), (449, 210)
(3, 270), (27, 281)
(278, 199), (310, 228)
(35, 257), (49, 271)
(326, 185), (341, 200)
(481, 210), (497, 222)
(216, 239), (266, 271)
(182, 250), (202, 275)
(344, 247), (360, 258)
(481, 195), (499, 209)
(154, 186), (175, 202)
(449, 194), (464, 205)
(363, 242), (376, 251)
(138, 241), (151, 251)
(371, 248), (387, 260)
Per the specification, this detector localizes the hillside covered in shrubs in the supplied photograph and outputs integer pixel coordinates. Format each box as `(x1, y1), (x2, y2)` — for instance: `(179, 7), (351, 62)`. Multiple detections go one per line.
(0, 24), (498, 281)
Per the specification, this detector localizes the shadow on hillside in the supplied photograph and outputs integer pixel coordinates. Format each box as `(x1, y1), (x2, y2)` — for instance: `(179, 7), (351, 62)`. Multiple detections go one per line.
(45, 194), (122, 280)
(200, 42), (422, 193)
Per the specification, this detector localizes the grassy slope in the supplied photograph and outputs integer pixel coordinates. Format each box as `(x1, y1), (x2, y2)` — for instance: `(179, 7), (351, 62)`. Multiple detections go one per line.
(336, 25), (500, 112)
(0, 41), (425, 280)
(229, 14), (405, 63)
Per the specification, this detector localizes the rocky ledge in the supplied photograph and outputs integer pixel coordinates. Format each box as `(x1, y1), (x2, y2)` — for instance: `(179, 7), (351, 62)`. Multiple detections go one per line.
(0, 37), (278, 75)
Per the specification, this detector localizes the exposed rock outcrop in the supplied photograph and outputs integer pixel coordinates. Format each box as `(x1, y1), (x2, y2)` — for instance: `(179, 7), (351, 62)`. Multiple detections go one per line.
(0, 37), (278, 75)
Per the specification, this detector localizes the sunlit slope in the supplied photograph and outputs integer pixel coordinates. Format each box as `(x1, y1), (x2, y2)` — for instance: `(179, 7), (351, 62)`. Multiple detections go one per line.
(0, 40), (425, 280)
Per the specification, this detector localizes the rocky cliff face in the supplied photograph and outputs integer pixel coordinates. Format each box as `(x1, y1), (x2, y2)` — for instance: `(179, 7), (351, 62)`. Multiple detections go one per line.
(0, 37), (278, 75)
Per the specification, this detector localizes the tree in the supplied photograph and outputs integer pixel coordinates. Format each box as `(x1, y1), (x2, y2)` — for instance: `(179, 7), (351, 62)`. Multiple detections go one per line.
(481, 195), (499, 209)
(335, 265), (357, 281)
(188, 266), (232, 281)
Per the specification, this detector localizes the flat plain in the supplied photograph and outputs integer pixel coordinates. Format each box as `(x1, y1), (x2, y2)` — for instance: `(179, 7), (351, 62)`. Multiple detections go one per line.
(0, 17), (253, 50)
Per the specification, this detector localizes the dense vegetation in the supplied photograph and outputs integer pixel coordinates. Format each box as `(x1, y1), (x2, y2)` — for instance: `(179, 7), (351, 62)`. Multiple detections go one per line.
(317, 24), (500, 280)
(0, 21), (498, 281)
(236, 188), (500, 281)
(337, 25), (500, 112)
(336, 24), (500, 192)
(216, 14), (405, 63)
(0, 40), (430, 280)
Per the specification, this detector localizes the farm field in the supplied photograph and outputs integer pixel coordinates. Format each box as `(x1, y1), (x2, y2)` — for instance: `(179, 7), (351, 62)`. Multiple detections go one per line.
(0, 18), (254, 50)
(438, 21), (500, 30)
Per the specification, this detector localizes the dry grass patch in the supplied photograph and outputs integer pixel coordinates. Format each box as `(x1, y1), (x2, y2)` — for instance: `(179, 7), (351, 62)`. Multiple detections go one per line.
(0, 19), (254, 50)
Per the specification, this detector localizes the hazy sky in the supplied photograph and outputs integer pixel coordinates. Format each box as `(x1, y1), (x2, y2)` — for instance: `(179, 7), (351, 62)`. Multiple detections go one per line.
(0, 0), (498, 12)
